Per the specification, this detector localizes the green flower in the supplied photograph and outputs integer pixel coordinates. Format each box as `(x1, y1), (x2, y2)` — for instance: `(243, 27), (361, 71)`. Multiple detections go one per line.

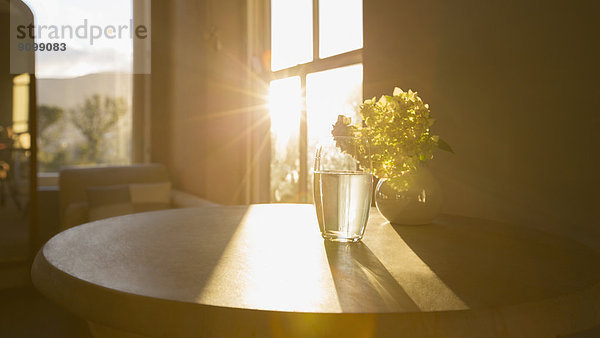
(332, 87), (453, 179)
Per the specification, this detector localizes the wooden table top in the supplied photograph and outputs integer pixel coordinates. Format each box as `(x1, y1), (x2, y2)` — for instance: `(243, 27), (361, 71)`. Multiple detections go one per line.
(32, 204), (600, 337)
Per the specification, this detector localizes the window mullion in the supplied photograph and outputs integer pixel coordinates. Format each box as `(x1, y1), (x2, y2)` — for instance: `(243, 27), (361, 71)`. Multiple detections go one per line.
(312, 0), (319, 62)
(270, 49), (362, 80)
(299, 74), (308, 203)
(296, 0), (318, 202)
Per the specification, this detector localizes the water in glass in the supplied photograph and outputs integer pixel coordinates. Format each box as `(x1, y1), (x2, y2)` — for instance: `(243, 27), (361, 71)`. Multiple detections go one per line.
(314, 170), (373, 242)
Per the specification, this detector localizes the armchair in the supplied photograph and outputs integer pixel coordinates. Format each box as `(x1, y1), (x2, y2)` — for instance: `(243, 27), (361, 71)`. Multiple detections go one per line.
(59, 163), (216, 230)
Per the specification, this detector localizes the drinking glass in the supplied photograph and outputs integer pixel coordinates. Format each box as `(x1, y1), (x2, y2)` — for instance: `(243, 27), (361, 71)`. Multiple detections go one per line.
(313, 136), (373, 242)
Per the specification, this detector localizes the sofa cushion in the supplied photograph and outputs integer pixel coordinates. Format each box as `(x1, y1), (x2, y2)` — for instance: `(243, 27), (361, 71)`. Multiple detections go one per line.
(87, 182), (171, 222)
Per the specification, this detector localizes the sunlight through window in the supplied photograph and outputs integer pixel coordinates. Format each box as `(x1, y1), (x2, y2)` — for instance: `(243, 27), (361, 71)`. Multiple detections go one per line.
(269, 77), (301, 202)
(306, 64), (363, 202)
(269, 77), (301, 148)
(319, 0), (363, 58)
(268, 0), (363, 202)
(270, 0), (313, 71)
(306, 64), (363, 144)
(197, 205), (341, 312)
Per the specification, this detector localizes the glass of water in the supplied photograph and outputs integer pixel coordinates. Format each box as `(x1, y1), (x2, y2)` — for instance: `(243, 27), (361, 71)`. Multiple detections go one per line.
(313, 136), (373, 242)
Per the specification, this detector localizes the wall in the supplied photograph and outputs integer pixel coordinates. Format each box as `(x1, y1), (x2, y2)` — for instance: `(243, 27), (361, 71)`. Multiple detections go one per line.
(150, 0), (600, 241)
(0, 11), (12, 127)
(150, 0), (249, 204)
(364, 0), (600, 244)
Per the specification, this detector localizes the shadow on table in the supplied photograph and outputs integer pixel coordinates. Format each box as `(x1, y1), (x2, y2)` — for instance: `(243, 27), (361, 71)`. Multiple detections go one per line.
(387, 215), (600, 309)
(155, 206), (252, 296)
(323, 240), (419, 312)
(40, 206), (253, 304)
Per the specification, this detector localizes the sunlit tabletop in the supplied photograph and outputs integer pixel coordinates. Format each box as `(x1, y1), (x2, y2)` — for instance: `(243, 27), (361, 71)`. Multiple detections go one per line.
(32, 204), (600, 338)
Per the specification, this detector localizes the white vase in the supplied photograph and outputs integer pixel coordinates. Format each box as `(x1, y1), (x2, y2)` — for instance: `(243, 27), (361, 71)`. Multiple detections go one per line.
(375, 166), (442, 225)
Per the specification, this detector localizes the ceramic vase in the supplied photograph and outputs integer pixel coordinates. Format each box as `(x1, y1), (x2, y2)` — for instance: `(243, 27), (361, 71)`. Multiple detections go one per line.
(375, 166), (442, 225)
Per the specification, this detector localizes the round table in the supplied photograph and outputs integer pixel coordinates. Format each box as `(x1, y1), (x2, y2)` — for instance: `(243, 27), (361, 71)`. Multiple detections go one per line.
(32, 204), (600, 338)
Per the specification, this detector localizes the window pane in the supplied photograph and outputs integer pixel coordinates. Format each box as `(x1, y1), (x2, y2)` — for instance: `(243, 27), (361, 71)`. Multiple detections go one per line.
(271, 0), (313, 71)
(319, 0), (363, 58)
(306, 64), (363, 201)
(269, 77), (301, 202)
(25, 0), (133, 172)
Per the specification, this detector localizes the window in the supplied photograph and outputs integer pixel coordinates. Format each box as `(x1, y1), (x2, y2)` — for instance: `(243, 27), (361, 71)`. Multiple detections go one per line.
(23, 0), (135, 172)
(268, 0), (363, 203)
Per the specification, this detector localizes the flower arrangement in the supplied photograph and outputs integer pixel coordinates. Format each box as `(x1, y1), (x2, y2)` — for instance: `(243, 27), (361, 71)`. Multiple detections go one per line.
(332, 87), (452, 180)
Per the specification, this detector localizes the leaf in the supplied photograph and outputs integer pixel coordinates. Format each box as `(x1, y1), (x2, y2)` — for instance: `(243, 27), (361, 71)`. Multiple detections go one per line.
(437, 138), (454, 154)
